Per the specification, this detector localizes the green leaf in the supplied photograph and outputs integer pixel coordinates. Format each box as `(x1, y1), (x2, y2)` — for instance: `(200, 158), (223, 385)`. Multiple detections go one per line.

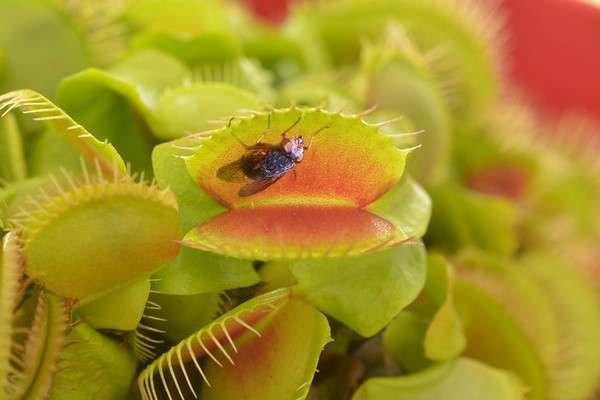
(153, 247), (259, 295)
(383, 255), (465, 372)
(151, 292), (222, 344)
(383, 311), (431, 372)
(426, 183), (518, 256)
(366, 176), (431, 239)
(108, 49), (190, 100)
(152, 136), (226, 232)
(290, 242), (427, 337)
(352, 358), (524, 400)
(26, 128), (81, 177)
(258, 261), (297, 293)
(76, 278), (151, 331)
(49, 322), (137, 400)
(422, 255), (465, 361)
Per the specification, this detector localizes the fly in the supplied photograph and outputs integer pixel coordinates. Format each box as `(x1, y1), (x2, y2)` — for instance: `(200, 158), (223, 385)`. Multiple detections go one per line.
(217, 115), (327, 197)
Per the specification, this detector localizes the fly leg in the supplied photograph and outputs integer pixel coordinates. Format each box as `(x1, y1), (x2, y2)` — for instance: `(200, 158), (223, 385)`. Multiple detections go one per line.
(305, 125), (330, 150)
(281, 115), (302, 138)
(255, 112), (272, 144)
(226, 116), (252, 149)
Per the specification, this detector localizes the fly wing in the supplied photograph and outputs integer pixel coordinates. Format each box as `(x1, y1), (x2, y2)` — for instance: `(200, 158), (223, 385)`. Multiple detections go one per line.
(217, 145), (275, 182)
(217, 159), (247, 182)
(238, 177), (280, 197)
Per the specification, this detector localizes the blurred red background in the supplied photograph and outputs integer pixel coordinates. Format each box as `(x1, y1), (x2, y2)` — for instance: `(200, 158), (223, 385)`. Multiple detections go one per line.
(242, 0), (600, 122)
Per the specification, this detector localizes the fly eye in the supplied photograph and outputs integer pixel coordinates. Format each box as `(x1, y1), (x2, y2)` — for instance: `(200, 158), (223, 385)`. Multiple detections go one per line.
(282, 140), (294, 153)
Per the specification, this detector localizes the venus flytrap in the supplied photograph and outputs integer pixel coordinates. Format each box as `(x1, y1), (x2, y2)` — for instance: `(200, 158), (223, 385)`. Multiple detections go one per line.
(137, 289), (331, 400)
(0, 232), (26, 398)
(182, 107), (428, 258)
(190, 59), (276, 104)
(0, 178), (46, 231)
(426, 191), (600, 400)
(123, 0), (311, 82)
(286, 0), (504, 120)
(354, 25), (451, 183)
(0, 82), (185, 400)
(11, 289), (70, 400)
(454, 102), (600, 248)
(11, 167), (181, 303)
(7, 289), (49, 400)
(131, 104), (432, 399)
(177, 106), (432, 337)
(0, 90), (125, 176)
(1, 0), (599, 398)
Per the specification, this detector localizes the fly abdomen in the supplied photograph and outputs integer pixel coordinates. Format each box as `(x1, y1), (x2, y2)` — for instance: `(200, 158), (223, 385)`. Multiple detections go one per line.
(259, 149), (296, 178)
